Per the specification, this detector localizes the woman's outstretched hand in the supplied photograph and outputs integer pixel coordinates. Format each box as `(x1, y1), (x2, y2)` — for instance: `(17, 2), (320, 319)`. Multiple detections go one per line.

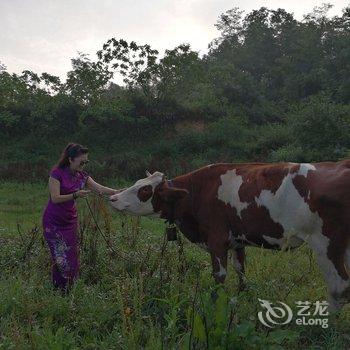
(76, 190), (91, 198)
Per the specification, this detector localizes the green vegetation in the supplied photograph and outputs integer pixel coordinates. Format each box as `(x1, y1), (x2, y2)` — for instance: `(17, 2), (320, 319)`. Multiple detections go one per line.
(0, 181), (350, 348)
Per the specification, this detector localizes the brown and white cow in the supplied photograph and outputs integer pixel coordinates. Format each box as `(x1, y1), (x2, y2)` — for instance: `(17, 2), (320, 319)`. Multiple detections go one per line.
(109, 161), (350, 310)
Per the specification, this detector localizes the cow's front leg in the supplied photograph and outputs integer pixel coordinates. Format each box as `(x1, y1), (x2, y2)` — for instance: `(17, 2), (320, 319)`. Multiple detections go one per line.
(232, 247), (246, 292)
(209, 246), (228, 284)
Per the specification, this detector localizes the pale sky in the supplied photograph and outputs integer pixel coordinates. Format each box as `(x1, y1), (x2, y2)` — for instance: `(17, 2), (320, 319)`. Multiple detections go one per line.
(1, 0), (349, 83)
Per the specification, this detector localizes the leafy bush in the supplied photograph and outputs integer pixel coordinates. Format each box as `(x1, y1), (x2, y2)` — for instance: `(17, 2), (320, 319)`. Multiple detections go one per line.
(285, 94), (350, 161)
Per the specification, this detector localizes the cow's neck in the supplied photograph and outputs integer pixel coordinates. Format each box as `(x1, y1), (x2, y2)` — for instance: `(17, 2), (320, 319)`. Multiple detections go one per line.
(171, 174), (196, 215)
(171, 173), (195, 192)
(168, 175), (205, 243)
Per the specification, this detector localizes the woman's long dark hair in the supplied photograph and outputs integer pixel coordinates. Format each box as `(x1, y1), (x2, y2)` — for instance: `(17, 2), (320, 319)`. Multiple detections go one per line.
(55, 143), (89, 169)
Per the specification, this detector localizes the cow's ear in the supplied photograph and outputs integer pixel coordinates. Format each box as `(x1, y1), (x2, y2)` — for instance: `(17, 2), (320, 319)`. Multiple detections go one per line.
(160, 187), (188, 203)
(146, 170), (152, 177)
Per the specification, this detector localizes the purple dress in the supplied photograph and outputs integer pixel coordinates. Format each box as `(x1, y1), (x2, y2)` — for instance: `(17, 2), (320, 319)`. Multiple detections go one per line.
(42, 166), (89, 290)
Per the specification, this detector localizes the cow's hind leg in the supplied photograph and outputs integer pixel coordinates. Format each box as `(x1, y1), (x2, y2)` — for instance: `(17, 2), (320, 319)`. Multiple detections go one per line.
(308, 234), (350, 311)
(231, 247), (246, 292)
(345, 246), (350, 275)
(342, 245), (350, 304)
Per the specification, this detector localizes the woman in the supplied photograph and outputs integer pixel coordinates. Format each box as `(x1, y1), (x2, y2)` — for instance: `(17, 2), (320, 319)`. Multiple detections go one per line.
(42, 142), (121, 292)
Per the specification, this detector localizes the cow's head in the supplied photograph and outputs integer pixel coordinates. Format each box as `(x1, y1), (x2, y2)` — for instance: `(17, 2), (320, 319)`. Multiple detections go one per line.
(109, 171), (188, 217)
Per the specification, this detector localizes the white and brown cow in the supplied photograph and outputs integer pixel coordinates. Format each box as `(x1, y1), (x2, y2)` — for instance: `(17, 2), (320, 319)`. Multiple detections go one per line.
(109, 161), (350, 310)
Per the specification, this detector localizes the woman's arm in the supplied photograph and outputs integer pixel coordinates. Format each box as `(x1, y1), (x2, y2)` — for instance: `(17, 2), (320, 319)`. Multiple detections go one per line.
(49, 177), (90, 203)
(86, 177), (125, 196)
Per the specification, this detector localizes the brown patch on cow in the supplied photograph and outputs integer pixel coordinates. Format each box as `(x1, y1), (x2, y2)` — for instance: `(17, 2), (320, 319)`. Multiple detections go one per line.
(240, 205), (284, 247)
(220, 198), (284, 249)
(137, 185), (153, 202)
(319, 209), (349, 280)
(291, 163), (316, 203)
(151, 182), (189, 219)
(292, 175), (310, 200)
(237, 163), (291, 203)
(177, 212), (204, 243)
(151, 185), (164, 214)
(289, 163), (300, 174)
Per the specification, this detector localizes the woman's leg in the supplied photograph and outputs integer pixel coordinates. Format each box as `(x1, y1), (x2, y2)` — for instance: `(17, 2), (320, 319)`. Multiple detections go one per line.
(43, 223), (80, 292)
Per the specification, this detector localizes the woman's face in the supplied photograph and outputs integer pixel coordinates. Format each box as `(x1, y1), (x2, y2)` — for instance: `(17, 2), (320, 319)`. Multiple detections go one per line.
(69, 153), (89, 172)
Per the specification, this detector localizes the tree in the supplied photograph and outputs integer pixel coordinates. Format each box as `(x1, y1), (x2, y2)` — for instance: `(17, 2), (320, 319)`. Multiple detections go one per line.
(65, 52), (113, 104)
(97, 38), (159, 92)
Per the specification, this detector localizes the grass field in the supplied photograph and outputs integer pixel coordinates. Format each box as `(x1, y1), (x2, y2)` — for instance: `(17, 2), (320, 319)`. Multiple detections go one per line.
(0, 180), (350, 349)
